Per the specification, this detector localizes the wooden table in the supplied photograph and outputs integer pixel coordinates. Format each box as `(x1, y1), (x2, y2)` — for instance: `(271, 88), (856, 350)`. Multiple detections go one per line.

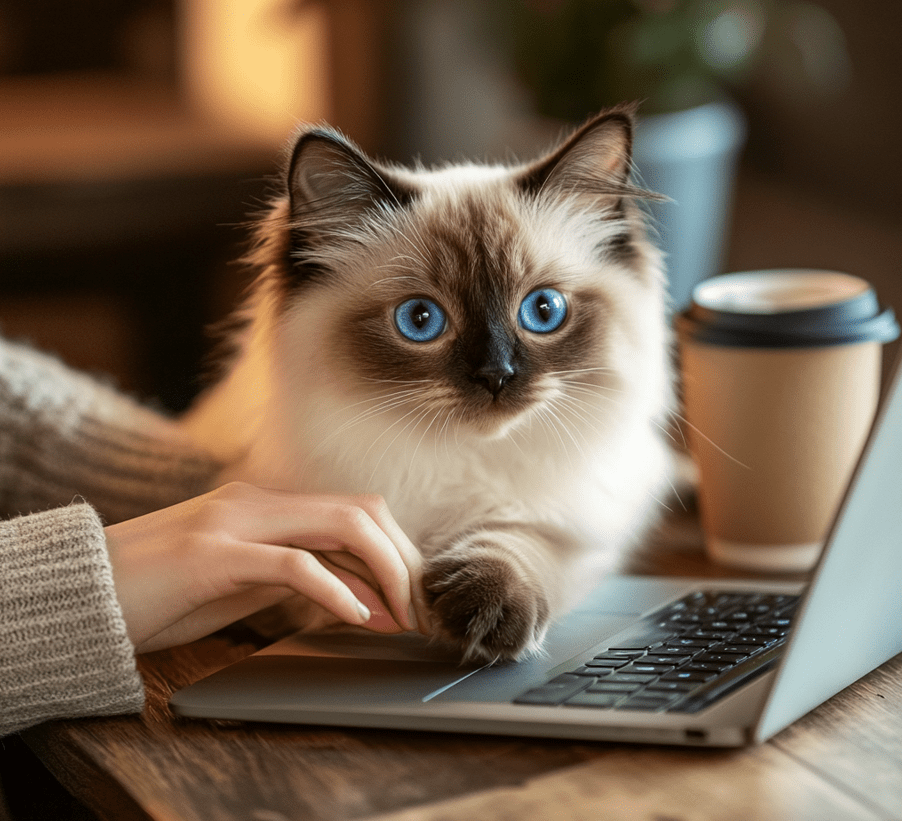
(16, 508), (902, 821)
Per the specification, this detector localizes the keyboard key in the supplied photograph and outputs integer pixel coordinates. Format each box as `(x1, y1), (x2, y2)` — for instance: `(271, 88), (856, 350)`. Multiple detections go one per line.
(564, 691), (623, 708)
(665, 638), (715, 649)
(695, 652), (748, 664)
(587, 656), (633, 667)
(721, 644), (760, 655)
(644, 654), (691, 665)
(605, 643), (665, 653)
(682, 662), (732, 673)
(733, 634), (779, 646)
(571, 666), (610, 677)
(618, 694), (679, 711)
(742, 627), (787, 637)
(595, 649), (646, 659)
(649, 647), (698, 657)
(660, 670), (719, 683)
(688, 630), (735, 640)
(547, 673), (582, 684)
(667, 613), (704, 623)
(645, 680), (697, 693)
(606, 673), (657, 684)
(621, 663), (676, 675)
(586, 681), (644, 693)
(514, 675), (591, 705)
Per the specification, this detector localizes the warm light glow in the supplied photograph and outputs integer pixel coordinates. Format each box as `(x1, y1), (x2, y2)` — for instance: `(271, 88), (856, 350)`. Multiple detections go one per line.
(179, 0), (331, 141)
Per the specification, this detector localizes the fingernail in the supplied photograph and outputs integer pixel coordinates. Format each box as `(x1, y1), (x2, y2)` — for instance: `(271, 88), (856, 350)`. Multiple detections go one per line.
(408, 603), (419, 633)
(356, 601), (371, 623)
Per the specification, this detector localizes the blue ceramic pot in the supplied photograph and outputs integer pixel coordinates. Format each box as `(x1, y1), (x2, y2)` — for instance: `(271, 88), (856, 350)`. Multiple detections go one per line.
(633, 100), (747, 313)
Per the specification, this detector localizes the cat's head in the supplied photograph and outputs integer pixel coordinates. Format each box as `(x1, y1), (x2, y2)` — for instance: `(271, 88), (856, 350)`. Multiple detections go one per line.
(249, 105), (670, 445)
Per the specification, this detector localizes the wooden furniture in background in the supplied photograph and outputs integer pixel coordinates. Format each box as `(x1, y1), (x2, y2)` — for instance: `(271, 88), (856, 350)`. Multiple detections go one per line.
(0, 74), (277, 410)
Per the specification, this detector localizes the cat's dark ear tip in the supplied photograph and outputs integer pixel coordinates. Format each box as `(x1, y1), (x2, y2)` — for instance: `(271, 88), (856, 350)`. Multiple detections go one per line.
(286, 124), (356, 172)
(581, 101), (640, 135)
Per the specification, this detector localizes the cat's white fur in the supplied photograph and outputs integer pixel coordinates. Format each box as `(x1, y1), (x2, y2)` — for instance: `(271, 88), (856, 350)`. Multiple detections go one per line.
(183, 120), (675, 657)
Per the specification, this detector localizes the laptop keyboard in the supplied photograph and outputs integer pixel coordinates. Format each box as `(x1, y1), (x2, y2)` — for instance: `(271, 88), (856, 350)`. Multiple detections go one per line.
(514, 590), (799, 713)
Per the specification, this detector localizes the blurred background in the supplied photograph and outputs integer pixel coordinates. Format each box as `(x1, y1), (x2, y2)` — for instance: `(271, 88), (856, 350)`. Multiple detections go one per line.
(1, 0), (900, 411)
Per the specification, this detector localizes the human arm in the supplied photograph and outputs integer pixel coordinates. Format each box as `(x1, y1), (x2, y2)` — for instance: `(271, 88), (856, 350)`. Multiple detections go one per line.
(0, 336), (220, 523)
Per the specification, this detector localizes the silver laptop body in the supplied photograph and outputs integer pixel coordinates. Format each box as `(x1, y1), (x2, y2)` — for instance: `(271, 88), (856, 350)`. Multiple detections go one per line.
(170, 355), (902, 747)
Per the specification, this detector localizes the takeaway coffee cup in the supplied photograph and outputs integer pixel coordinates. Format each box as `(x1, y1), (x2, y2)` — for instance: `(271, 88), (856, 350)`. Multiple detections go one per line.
(676, 270), (899, 572)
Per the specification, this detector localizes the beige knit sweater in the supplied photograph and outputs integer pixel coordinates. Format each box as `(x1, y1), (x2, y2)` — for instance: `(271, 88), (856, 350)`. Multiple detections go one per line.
(0, 337), (219, 737)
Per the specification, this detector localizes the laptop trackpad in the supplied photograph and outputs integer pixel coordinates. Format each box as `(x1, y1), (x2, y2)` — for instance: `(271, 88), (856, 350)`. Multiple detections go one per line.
(172, 655), (480, 710)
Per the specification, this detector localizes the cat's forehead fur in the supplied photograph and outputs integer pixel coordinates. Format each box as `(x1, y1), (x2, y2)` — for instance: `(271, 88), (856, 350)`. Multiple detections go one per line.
(305, 163), (636, 312)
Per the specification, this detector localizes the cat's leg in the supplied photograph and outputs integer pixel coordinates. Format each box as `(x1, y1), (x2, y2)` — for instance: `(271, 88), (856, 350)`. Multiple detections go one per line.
(422, 524), (569, 662)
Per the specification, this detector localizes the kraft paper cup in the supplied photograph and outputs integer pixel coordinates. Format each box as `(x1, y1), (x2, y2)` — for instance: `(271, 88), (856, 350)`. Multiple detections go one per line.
(676, 270), (899, 573)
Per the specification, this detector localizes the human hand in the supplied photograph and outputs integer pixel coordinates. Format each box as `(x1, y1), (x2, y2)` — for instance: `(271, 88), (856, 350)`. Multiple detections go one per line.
(103, 482), (430, 654)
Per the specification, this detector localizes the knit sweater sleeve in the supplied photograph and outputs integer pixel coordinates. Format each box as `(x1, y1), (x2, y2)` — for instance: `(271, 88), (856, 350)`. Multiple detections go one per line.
(0, 336), (220, 523)
(0, 503), (144, 737)
(0, 336), (223, 736)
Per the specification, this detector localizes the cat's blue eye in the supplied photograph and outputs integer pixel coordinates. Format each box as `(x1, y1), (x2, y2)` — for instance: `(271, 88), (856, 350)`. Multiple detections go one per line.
(518, 288), (567, 334)
(394, 298), (447, 342)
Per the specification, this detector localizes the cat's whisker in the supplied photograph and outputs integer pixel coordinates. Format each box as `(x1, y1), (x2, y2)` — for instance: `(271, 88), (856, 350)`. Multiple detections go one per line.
(533, 404), (578, 471)
(649, 416), (680, 445)
(547, 395), (597, 459)
(360, 376), (434, 386)
(545, 365), (617, 378)
(315, 388), (424, 431)
(323, 395), (419, 440)
(437, 406), (460, 462)
(644, 486), (675, 514)
(505, 420), (529, 459)
(668, 411), (751, 471)
(558, 379), (622, 395)
(661, 472), (689, 513)
(552, 394), (606, 441)
(363, 402), (436, 490)
(560, 381), (622, 403)
(555, 383), (617, 418)
(301, 388), (427, 463)
(408, 404), (443, 470)
(526, 403), (556, 452)
(300, 395), (413, 452)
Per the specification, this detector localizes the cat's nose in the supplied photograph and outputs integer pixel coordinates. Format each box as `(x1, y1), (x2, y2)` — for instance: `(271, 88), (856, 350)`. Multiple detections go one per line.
(472, 364), (515, 398)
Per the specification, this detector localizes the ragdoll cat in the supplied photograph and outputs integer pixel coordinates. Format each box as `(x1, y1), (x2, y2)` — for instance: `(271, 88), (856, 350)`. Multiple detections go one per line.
(183, 103), (675, 662)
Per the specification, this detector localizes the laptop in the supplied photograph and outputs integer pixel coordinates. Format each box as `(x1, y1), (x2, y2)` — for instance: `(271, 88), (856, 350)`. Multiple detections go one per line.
(170, 353), (902, 747)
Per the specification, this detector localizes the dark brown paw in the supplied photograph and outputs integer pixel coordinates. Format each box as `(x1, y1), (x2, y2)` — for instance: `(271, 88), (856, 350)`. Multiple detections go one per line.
(423, 550), (549, 662)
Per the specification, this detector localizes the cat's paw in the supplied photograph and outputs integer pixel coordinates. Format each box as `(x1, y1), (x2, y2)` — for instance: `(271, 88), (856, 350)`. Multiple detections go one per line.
(422, 549), (549, 662)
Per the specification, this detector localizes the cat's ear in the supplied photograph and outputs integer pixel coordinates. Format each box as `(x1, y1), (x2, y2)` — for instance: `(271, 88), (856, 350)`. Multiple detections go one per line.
(518, 104), (657, 207)
(288, 127), (413, 232)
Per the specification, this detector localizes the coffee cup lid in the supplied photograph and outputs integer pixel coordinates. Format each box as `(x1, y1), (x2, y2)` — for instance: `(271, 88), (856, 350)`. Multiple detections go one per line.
(676, 270), (900, 348)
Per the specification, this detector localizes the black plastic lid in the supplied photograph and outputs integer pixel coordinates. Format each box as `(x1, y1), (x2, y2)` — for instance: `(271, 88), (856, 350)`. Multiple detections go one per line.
(676, 271), (900, 348)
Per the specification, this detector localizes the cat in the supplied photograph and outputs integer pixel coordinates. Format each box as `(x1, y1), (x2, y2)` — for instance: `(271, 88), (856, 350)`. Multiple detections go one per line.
(183, 103), (676, 662)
